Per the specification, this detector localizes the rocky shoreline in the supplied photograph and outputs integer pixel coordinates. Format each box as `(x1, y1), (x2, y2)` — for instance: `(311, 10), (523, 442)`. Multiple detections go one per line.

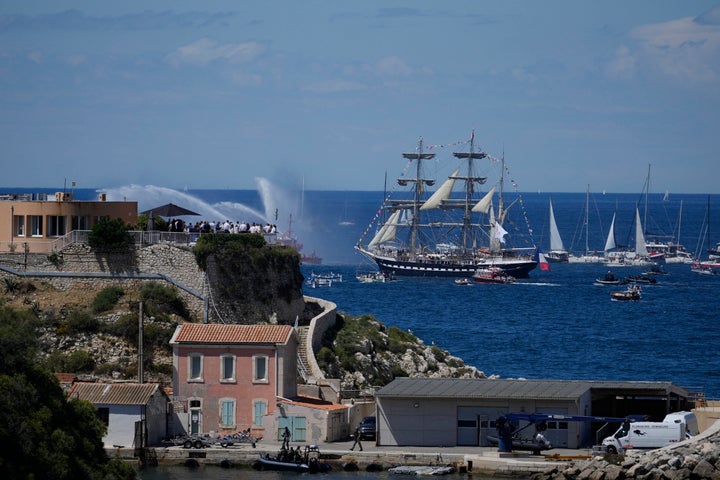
(531, 420), (720, 480)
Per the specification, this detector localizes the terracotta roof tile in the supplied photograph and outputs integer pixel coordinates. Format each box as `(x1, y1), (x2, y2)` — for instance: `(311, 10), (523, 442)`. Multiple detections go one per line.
(279, 396), (350, 412)
(171, 323), (293, 345)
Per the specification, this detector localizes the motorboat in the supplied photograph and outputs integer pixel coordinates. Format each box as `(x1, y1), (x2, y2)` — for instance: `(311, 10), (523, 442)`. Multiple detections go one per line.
(473, 267), (516, 284)
(610, 284), (642, 301)
(454, 278), (472, 286)
(626, 274), (657, 284)
(254, 445), (330, 473)
(594, 271), (627, 285)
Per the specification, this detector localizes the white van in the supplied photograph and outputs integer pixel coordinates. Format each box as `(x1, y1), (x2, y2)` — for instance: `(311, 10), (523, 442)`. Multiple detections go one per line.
(602, 411), (697, 454)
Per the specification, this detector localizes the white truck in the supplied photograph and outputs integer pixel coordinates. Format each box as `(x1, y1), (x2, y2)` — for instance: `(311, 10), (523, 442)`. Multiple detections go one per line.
(602, 411), (698, 454)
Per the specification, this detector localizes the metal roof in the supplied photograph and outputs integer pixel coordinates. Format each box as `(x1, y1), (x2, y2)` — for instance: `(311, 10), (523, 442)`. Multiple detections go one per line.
(375, 378), (688, 401)
(68, 382), (163, 406)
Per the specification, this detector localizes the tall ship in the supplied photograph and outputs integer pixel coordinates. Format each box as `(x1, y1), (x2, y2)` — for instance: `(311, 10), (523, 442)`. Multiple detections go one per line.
(355, 132), (538, 278)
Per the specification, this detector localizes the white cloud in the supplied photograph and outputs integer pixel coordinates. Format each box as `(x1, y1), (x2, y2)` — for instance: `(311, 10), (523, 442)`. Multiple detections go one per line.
(612, 12), (720, 84)
(165, 38), (266, 67)
(63, 54), (87, 67)
(343, 55), (433, 79)
(302, 80), (367, 93)
(231, 71), (263, 87)
(28, 51), (43, 64)
(605, 45), (636, 80)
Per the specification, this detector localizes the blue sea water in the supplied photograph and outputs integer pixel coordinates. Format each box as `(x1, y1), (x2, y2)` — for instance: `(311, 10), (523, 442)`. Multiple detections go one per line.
(254, 189), (720, 400)
(7, 187), (719, 399)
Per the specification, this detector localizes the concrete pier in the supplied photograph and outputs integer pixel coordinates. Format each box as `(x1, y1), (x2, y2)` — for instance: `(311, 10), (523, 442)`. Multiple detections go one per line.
(109, 438), (585, 477)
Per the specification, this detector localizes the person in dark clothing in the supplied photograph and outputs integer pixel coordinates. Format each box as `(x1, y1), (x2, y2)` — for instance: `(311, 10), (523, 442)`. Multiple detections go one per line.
(350, 424), (363, 451)
(281, 426), (291, 449)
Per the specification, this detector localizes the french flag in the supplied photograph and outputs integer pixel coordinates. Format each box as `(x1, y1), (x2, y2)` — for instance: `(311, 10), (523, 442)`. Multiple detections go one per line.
(538, 249), (551, 271)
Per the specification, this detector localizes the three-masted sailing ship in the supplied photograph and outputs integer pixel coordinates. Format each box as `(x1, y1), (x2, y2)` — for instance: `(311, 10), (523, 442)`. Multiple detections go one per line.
(355, 132), (538, 278)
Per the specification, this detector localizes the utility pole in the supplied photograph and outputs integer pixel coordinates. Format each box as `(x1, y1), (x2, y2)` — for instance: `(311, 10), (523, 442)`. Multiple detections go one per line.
(138, 302), (144, 384)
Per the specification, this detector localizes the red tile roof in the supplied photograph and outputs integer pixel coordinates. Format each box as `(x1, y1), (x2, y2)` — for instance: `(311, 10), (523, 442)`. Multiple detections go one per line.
(171, 323), (294, 345)
(279, 396), (350, 412)
(55, 373), (78, 384)
(68, 382), (163, 405)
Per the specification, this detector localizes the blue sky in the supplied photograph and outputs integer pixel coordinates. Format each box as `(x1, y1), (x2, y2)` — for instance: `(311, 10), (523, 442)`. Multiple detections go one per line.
(1, 1), (719, 193)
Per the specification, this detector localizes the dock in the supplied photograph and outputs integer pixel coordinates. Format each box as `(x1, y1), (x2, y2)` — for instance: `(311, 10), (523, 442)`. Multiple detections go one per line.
(109, 439), (591, 477)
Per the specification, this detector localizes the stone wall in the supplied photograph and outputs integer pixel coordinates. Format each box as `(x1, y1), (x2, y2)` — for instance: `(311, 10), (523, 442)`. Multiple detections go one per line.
(0, 244), (207, 320)
(304, 296), (338, 381)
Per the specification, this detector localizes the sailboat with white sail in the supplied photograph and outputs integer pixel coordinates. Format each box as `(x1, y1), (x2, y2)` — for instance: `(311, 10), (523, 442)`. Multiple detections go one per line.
(606, 207), (654, 267)
(640, 164), (693, 263)
(546, 197), (568, 263)
(568, 185), (606, 263)
(355, 132), (538, 278)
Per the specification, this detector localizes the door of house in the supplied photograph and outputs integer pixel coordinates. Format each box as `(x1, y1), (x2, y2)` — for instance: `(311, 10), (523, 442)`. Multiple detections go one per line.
(189, 399), (202, 435)
(278, 416), (307, 443)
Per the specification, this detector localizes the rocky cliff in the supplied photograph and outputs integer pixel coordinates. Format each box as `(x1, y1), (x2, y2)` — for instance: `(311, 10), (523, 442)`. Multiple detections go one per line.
(316, 314), (488, 391)
(197, 234), (307, 325)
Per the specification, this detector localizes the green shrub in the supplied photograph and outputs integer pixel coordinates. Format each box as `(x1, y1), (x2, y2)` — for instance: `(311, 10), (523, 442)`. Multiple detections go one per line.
(102, 313), (139, 343)
(91, 286), (125, 313)
(88, 217), (132, 249)
(4, 277), (20, 294)
(316, 347), (337, 371)
(64, 309), (99, 334)
(193, 233), (267, 270)
(431, 345), (447, 363)
(45, 350), (95, 373)
(140, 282), (189, 320)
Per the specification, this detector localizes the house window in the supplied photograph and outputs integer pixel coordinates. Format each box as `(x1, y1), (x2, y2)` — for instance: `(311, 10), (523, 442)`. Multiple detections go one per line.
(97, 407), (109, 426)
(188, 354), (203, 381)
(14, 216), (25, 237)
(253, 355), (268, 383)
(253, 400), (267, 426)
(30, 216), (43, 237)
(220, 399), (235, 427)
(220, 355), (235, 382)
(71, 215), (90, 231)
(47, 215), (67, 237)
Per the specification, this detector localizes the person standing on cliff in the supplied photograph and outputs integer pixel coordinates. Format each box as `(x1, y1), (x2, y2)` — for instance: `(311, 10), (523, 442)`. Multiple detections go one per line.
(350, 424), (363, 451)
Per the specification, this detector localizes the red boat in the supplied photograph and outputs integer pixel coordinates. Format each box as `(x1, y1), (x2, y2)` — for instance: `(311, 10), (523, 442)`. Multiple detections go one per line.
(472, 267), (516, 284)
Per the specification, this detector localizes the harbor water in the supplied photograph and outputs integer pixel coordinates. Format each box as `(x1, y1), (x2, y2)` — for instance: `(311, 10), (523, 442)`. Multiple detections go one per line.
(12, 186), (718, 398)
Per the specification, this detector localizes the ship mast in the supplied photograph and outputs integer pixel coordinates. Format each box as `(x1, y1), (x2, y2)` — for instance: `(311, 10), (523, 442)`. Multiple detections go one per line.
(401, 137), (435, 252)
(452, 130), (487, 250)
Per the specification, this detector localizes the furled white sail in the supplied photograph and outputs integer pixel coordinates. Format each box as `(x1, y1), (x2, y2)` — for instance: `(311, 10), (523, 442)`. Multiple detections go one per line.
(420, 168), (460, 210)
(604, 213), (616, 252)
(471, 186), (496, 213)
(368, 210), (401, 248)
(635, 208), (648, 256)
(549, 199), (565, 251)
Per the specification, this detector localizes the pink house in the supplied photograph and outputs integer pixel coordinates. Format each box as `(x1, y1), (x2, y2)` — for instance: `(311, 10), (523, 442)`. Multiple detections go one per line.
(170, 323), (297, 439)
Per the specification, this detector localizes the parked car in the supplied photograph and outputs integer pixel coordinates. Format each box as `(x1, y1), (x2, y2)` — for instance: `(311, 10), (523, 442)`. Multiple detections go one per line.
(358, 416), (376, 441)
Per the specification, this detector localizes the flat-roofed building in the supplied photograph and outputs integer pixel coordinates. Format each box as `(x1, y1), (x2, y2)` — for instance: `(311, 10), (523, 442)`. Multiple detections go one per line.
(0, 191), (137, 253)
(375, 377), (692, 449)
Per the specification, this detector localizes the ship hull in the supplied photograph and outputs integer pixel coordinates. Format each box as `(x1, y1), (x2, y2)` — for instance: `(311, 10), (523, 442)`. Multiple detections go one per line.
(362, 250), (537, 278)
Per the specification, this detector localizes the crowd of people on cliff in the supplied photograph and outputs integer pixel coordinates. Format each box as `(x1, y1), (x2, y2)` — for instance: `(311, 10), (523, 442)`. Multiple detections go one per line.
(158, 218), (278, 235)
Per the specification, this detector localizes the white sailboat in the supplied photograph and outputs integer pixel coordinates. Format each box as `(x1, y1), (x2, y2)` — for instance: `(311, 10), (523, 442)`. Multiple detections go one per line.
(546, 197), (568, 262)
(568, 185), (606, 263)
(606, 207), (654, 267)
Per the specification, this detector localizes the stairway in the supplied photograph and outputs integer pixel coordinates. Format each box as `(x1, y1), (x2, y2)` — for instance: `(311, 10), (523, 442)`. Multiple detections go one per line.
(295, 325), (312, 383)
